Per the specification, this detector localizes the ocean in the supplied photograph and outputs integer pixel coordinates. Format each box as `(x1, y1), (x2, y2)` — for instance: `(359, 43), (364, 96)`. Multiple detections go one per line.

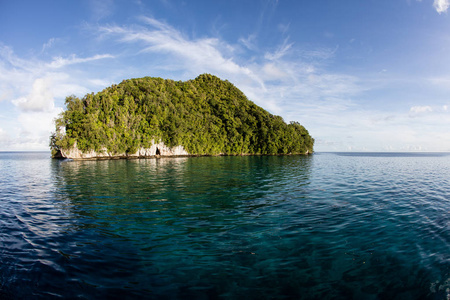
(0, 152), (449, 299)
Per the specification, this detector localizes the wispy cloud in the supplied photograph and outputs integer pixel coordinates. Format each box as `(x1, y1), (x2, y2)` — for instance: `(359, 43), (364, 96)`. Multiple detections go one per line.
(47, 54), (114, 69)
(98, 16), (369, 144)
(277, 23), (290, 34)
(98, 17), (358, 104)
(410, 105), (432, 114)
(99, 17), (265, 88)
(433, 0), (449, 13)
(264, 39), (293, 61)
(0, 44), (114, 150)
(41, 38), (58, 53)
(1, 45), (113, 108)
(428, 76), (450, 89)
(3, 13), (446, 151)
(239, 34), (258, 51)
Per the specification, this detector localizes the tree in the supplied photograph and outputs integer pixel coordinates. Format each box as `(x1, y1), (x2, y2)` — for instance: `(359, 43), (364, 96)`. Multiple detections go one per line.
(50, 74), (314, 157)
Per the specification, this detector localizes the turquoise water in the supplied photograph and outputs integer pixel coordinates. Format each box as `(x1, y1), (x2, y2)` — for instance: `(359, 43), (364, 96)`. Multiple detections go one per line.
(0, 152), (449, 299)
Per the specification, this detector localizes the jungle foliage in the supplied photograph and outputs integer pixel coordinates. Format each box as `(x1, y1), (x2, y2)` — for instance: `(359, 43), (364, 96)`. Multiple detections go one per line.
(50, 74), (314, 157)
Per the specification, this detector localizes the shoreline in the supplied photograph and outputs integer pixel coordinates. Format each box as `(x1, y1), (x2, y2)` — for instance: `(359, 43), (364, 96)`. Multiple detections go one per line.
(53, 151), (313, 161)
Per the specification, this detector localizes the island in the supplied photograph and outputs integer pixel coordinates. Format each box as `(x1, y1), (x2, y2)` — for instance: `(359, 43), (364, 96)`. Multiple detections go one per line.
(50, 74), (314, 159)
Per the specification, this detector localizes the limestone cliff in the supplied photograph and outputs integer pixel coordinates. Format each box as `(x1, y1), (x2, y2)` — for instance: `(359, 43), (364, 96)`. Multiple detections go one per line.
(57, 141), (188, 160)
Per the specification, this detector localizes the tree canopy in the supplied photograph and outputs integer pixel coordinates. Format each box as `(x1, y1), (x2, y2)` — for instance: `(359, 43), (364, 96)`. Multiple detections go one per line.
(50, 74), (314, 157)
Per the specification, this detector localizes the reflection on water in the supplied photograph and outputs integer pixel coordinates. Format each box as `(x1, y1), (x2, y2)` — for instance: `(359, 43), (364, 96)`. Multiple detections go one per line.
(57, 155), (312, 217)
(49, 156), (315, 298)
(1, 153), (449, 299)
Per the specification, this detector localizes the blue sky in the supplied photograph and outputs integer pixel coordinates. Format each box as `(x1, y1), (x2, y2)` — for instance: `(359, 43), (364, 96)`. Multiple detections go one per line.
(1, 0), (449, 152)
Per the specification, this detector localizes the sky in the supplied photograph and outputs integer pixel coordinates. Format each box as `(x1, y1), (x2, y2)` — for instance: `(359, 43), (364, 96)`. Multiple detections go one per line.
(1, 0), (449, 152)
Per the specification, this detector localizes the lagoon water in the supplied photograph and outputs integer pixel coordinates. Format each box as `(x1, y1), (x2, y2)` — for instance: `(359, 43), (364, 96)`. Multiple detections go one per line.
(0, 152), (449, 299)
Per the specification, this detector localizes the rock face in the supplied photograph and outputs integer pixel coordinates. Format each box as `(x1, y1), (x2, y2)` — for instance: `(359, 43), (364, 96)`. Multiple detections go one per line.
(59, 140), (189, 160)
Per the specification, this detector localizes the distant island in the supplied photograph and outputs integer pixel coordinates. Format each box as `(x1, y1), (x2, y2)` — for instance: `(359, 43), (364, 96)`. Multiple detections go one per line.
(50, 74), (314, 159)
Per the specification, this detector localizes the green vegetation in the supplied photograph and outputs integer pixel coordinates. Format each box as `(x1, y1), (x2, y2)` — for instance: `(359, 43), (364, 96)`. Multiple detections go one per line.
(50, 74), (314, 157)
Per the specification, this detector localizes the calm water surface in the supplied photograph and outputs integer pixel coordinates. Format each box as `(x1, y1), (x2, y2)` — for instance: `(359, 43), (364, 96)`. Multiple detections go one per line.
(0, 152), (449, 299)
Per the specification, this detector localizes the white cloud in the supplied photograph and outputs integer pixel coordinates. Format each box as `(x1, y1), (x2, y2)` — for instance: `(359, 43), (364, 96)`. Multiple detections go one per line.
(264, 39), (293, 61)
(41, 38), (58, 53)
(12, 77), (55, 112)
(48, 54), (114, 69)
(18, 110), (62, 139)
(0, 127), (11, 146)
(98, 16), (375, 149)
(2, 15), (447, 152)
(99, 17), (266, 89)
(433, 0), (449, 13)
(310, 107), (450, 152)
(89, 78), (113, 87)
(429, 76), (450, 89)
(0, 45), (114, 150)
(410, 105), (432, 114)
(239, 34), (257, 51)
(300, 46), (339, 60)
(98, 17), (359, 108)
(262, 63), (288, 80)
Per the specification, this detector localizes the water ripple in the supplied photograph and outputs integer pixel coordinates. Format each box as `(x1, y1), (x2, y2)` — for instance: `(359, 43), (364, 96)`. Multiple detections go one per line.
(1, 153), (449, 299)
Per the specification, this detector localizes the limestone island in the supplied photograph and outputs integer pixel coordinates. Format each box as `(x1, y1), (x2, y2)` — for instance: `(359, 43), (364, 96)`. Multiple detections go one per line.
(50, 74), (314, 159)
